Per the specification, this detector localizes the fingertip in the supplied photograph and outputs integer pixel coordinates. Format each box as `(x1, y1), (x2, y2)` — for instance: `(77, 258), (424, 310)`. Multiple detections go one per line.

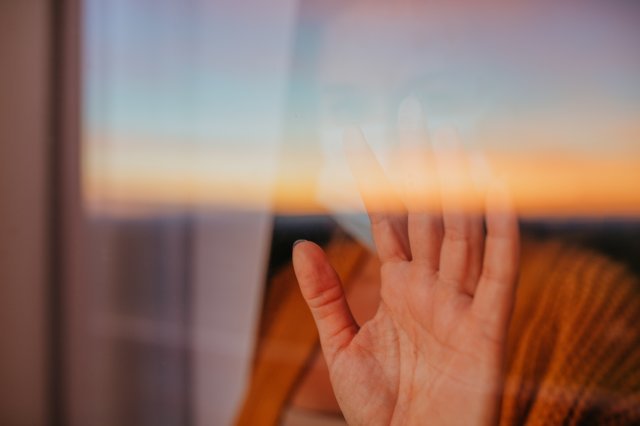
(343, 126), (369, 156)
(292, 239), (319, 267)
(485, 178), (517, 224)
(469, 151), (493, 193)
(292, 239), (309, 269)
(292, 240), (332, 284)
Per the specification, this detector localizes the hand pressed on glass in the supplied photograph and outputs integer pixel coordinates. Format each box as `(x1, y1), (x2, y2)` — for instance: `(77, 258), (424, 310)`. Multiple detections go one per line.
(293, 119), (519, 425)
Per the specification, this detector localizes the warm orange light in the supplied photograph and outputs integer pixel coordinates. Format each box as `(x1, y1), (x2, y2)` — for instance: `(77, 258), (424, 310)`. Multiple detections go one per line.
(84, 142), (640, 218)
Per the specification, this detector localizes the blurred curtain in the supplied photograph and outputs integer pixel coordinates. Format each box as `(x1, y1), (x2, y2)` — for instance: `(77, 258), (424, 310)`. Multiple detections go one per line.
(75, 0), (295, 424)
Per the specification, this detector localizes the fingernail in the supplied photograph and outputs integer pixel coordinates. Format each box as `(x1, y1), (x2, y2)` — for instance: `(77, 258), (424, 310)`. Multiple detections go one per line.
(293, 239), (307, 248)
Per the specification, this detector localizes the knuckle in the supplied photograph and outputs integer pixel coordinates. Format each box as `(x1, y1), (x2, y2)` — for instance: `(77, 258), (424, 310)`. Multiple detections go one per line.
(306, 284), (344, 312)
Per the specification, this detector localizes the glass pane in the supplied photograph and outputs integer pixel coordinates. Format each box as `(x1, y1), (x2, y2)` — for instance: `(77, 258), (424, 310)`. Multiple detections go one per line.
(81, 0), (640, 424)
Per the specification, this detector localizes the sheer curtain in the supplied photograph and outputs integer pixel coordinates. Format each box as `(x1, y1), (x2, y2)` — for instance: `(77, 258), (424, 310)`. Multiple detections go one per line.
(78, 0), (296, 424)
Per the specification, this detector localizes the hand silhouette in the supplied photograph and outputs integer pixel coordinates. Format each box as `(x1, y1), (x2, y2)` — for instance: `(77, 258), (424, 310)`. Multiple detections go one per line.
(293, 110), (519, 425)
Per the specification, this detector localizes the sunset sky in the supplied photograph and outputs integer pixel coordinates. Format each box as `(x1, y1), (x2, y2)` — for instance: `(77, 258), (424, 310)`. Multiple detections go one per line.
(84, 0), (640, 216)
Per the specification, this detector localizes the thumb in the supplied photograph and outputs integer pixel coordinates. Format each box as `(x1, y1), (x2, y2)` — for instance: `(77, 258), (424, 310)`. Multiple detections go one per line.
(293, 240), (358, 364)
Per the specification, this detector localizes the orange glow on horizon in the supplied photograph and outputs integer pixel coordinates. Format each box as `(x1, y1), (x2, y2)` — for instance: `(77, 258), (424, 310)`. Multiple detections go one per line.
(84, 145), (640, 218)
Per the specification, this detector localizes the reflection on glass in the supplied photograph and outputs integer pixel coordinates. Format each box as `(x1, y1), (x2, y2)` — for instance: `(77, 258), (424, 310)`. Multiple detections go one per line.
(81, 0), (640, 424)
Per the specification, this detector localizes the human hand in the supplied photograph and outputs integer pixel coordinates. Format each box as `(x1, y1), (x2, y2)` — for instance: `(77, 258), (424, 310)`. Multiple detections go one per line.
(293, 104), (519, 425)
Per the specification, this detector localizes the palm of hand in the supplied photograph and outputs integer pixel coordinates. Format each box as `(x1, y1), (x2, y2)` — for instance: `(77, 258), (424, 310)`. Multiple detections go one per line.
(293, 125), (519, 426)
(332, 264), (506, 425)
